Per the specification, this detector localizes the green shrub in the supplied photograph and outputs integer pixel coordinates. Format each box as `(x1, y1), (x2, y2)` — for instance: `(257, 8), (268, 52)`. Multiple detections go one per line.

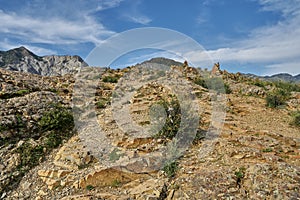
(163, 161), (178, 178)
(235, 167), (246, 187)
(235, 167), (245, 179)
(96, 99), (108, 109)
(224, 83), (232, 94)
(38, 106), (74, 131)
(155, 99), (181, 140)
(102, 76), (119, 83)
(16, 142), (44, 169)
(194, 77), (207, 88)
(266, 89), (290, 108)
(86, 185), (94, 190)
(262, 148), (273, 152)
(16, 89), (30, 96)
(273, 81), (300, 92)
(111, 179), (121, 187)
(291, 111), (300, 127)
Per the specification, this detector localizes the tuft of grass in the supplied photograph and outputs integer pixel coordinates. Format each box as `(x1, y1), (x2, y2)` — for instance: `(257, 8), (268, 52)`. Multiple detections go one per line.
(163, 161), (178, 178)
(96, 99), (108, 109)
(86, 185), (94, 190)
(111, 179), (121, 187)
(16, 89), (30, 96)
(235, 167), (246, 188)
(262, 148), (273, 153)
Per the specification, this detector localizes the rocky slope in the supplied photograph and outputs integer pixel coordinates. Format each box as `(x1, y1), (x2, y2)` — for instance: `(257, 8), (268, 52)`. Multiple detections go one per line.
(0, 61), (299, 199)
(0, 47), (88, 76)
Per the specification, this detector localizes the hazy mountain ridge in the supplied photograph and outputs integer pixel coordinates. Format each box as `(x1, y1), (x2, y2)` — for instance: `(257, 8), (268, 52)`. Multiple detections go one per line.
(244, 72), (300, 83)
(0, 46), (88, 76)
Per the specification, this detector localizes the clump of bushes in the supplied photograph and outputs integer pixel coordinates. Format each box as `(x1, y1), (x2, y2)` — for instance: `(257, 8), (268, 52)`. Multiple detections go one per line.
(290, 111), (300, 127)
(102, 76), (119, 83)
(194, 76), (231, 94)
(96, 98), (109, 109)
(265, 89), (290, 108)
(38, 105), (74, 131)
(163, 161), (178, 178)
(154, 99), (181, 140)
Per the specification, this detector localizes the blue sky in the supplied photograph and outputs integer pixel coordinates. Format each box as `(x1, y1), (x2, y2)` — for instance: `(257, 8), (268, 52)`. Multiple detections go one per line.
(0, 0), (299, 75)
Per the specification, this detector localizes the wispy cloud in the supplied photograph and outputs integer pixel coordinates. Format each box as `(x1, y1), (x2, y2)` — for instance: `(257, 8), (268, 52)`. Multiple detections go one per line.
(124, 15), (152, 25)
(0, 0), (124, 54)
(187, 0), (300, 75)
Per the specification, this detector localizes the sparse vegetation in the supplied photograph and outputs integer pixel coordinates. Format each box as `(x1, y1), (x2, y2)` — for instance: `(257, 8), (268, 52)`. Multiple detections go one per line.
(16, 89), (30, 96)
(86, 185), (94, 190)
(194, 76), (231, 94)
(163, 161), (178, 178)
(38, 105), (74, 131)
(154, 99), (181, 140)
(266, 88), (291, 108)
(193, 77), (207, 88)
(16, 142), (44, 170)
(102, 75), (119, 83)
(235, 167), (246, 187)
(262, 148), (273, 152)
(290, 111), (300, 127)
(96, 98), (108, 109)
(111, 179), (121, 187)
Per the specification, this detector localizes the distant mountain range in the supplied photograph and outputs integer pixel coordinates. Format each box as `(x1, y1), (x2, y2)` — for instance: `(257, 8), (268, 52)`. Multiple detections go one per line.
(243, 73), (300, 83)
(0, 47), (299, 83)
(0, 46), (87, 76)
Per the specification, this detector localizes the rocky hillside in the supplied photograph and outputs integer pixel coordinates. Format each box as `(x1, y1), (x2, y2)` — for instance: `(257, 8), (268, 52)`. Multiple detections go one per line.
(0, 47), (88, 76)
(0, 60), (299, 199)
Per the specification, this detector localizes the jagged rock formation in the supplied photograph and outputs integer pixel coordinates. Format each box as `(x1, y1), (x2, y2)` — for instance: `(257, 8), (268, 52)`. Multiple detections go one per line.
(0, 47), (88, 76)
(0, 60), (299, 199)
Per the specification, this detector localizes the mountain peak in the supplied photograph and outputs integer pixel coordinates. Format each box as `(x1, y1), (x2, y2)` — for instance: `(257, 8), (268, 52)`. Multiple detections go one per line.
(0, 46), (88, 76)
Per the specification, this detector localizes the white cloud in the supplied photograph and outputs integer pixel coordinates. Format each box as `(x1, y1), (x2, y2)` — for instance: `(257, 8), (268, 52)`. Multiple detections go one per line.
(124, 15), (152, 25)
(0, 10), (113, 45)
(188, 0), (300, 75)
(0, 0), (124, 53)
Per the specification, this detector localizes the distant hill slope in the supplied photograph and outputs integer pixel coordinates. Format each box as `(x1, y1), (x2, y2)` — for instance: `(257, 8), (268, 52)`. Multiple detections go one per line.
(244, 73), (300, 83)
(140, 57), (183, 67)
(0, 46), (88, 76)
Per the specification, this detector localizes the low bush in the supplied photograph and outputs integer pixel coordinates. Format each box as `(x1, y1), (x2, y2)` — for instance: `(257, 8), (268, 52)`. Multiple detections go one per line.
(38, 105), (74, 131)
(290, 111), (300, 127)
(102, 76), (119, 83)
(163, 161), (178, 178)
(154, 99), (181, 140)
(266, 89), (290, 108)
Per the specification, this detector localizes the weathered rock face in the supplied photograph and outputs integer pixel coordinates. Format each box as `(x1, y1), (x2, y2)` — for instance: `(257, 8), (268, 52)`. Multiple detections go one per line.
(0, 46), (88, 76)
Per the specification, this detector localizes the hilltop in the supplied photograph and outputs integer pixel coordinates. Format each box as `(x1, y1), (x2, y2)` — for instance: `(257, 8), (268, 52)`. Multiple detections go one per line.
(0, 54), (299, 199)
(0, 47), (87, 76)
